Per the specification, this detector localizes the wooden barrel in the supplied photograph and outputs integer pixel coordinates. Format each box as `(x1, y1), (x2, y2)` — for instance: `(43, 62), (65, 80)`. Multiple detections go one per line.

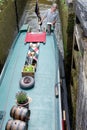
(5, 119), (27, 130)
(10, 106), (30, 121)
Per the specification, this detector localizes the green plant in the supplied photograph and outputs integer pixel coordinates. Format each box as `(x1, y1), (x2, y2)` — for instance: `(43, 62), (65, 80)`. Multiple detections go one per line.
(16, 91), (28, 104)
(23, 65), (34, 72)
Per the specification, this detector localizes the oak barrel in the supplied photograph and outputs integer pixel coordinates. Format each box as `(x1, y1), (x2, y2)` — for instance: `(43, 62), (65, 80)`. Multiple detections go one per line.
(10, 106), (30, 121)
(5, 119), (27, 130)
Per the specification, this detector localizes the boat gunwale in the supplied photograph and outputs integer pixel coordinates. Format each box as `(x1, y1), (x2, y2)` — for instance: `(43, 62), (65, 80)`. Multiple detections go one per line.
(53, 33), (63, 130)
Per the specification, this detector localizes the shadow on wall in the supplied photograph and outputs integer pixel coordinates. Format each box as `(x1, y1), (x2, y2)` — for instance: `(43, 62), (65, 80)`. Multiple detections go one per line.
(0, 0), (27, 73)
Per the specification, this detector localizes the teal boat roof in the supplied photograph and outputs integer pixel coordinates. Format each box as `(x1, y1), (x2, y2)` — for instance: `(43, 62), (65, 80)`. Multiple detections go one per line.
(0, 27), (62, 130)
(20, 24), (29, 32)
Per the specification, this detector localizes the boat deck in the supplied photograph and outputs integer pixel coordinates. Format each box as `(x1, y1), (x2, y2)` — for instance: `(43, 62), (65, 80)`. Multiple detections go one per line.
(0, 26), (62, 130)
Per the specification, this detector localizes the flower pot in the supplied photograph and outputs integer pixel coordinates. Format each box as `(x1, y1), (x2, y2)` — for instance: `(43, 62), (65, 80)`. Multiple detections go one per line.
(16, 97), (32, 109)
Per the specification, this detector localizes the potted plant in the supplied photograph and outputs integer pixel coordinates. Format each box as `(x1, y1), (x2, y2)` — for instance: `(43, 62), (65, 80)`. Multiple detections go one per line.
(16, 91), (32, 108)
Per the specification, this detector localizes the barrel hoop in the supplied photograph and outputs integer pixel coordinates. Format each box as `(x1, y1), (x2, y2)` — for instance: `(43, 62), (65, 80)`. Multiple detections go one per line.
(27, 110), (30, 120)
(6, 119), (13, 130)
(19, 107), (24, 120)
(28, 110), (30, 116)
(16, 121), (20, 130)
(5, 119), (11, 130)
(14, 107), (21, 120)
(22, 108), (28, 121)
(11, 106), (17, 119)
(13, 107), (18, 119)
(10, 120), (14, 130)
(10, 106), (13, 117)
(20, 109), (24, 121)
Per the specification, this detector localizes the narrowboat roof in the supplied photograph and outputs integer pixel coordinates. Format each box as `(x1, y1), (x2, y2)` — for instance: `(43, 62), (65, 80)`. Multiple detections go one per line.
(0, 24), (62, 130)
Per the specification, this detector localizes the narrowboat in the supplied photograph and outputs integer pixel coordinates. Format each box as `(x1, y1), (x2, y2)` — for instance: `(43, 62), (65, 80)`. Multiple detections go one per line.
(0, 24), (63, 130)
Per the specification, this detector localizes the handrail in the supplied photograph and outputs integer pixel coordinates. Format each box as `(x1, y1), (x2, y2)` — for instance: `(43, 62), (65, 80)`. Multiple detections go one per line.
(53, 33), (63, 130)
(58, 69), (63, 130)
(59, 49), (71, 130)
(57, 41), (63, 130)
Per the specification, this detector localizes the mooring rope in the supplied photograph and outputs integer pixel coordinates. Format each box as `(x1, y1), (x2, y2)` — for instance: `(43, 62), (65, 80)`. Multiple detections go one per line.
(35, 0), (41, 19)
(35, 0), (39, 17)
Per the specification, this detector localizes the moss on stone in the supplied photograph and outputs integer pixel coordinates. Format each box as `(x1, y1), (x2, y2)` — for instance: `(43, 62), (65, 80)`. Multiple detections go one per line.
(67, 13), (75, 35)
(71, 68), (78, 129)
(58, 0), (68, 55)
(73, 50), (81, 71)
(70, 49), (81, 129)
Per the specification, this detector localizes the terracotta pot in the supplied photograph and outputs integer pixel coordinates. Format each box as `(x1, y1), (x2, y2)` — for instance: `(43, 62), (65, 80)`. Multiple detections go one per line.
(16, 97), (32, 109)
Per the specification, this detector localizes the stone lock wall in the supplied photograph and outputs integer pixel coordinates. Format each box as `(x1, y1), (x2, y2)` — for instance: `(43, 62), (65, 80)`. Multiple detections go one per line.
(71, 23), (87, 130)
(0, 0), (27, 72)
(76, 49), (87, 130)
(54, 0), (87, 130)
(58, 0), (75, 129)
